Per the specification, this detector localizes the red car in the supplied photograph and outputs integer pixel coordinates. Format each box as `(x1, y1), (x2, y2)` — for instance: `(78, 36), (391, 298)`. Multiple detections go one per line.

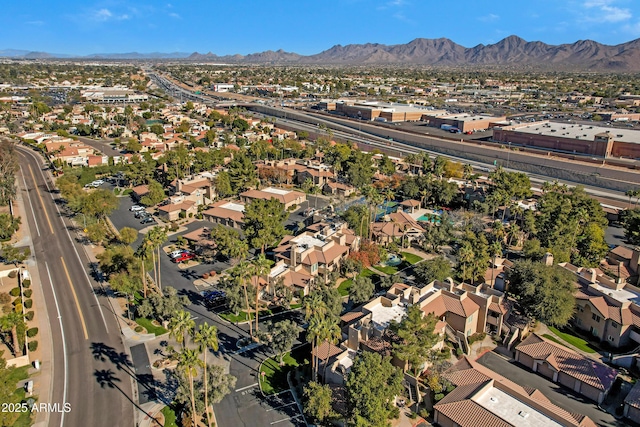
(172, 252), (195, 263)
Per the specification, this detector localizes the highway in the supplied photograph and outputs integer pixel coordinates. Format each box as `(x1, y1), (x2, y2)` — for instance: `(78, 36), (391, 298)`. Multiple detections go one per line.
(16, 145), (134, 427)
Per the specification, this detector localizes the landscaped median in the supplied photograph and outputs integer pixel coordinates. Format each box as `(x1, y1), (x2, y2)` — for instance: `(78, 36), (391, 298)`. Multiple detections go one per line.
(134, 317), (168, 336)
(258, 345), (309, 395)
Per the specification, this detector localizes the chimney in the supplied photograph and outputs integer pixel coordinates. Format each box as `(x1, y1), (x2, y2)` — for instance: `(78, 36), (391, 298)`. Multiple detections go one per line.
(291, 245), (297, 268)
(543, 252), (554, 266)
(445, 277), (455, 291)
(631, 247), (640, 275)
(587, 268), (597, 283)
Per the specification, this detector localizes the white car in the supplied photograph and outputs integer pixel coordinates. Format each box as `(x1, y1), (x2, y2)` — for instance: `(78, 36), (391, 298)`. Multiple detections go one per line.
(93, 179), (105, 185)
(169, 250), (187, 259)
(129, 205), (145, 212)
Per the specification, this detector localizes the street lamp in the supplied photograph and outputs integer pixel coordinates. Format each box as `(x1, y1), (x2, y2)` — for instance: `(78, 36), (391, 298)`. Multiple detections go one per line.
(507, 141), (511, 169)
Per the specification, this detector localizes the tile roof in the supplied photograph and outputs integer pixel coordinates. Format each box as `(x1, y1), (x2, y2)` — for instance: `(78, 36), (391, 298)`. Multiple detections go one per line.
(625, 381), (640, 410)
(313, 342), (342, 361)
(442, 293), (480, 317)
(436, 399), (512, 427)
(515, 334), (617, 392)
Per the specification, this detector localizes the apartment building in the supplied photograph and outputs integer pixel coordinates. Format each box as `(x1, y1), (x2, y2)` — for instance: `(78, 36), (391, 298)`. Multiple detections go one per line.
(434, 356), (598, 427)
(240, 187), (306, 210)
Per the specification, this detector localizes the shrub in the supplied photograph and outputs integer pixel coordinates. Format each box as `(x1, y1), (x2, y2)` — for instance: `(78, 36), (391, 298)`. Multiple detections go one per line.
(2, 304), (11, 314)
(134, 325), (144, 333)
(28, 341), (38, 352)
(9, 287), (20, 297)
(456, 347), (463, 356)
(24, 299), (33, 309)
(434, 393), (445, 402)
(23, 289), (32, 298)
(14, 303), (22, 313)
(202, 273), (209, 279)
(468, 332), (486, 345)
(25, 311), (34, 321)
(179, 212), (186, 219)
(0, 292), (10, 304)
(27, 327), (38, 338)
(22, 279), (31, 288)
(419, 409), (430, 419)
(8, 270), (17, 279)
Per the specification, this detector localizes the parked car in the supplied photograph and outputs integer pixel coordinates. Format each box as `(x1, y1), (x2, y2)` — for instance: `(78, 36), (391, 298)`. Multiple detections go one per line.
(130, 205), (145, 212)
(172, 252), (195, 263)
(169, 250), (187, 258)
(140, 217), (156, 225)
(135, 210), (150, 219)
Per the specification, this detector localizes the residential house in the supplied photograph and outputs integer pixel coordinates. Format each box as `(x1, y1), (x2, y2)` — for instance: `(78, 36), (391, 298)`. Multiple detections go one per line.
(624, 380), (640, 422)
(323, 181), (355, 198)
(295, 163), (335, 187)
(131, 185), (150, 202)
(515, 334), (617, 404)
(370, 211), (425, 246)
(272, 221), (358, 286)
(202, 201), (245, 229)
(157, 200), (197, 222)
(559, 261), (640, 349)
(434, 356), (598, 427)
(240, 187), (306, 210)
(171, 174), (217, 207)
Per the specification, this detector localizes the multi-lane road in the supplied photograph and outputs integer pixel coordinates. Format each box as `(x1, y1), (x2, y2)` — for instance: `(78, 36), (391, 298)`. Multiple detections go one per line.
(16, 145), (134, 427)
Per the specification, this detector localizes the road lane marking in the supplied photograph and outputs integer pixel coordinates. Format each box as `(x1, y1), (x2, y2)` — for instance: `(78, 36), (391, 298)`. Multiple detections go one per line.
(266, 402), (297, 412)
(20, 166), (40, 237)
(271, 414), (303, 424)
(46, 262), (68, 427)
(60, 256), (89, 340)
(28, 164), (54, 235)
(23, 149), (110, 334)
(235, 383), (259, 392)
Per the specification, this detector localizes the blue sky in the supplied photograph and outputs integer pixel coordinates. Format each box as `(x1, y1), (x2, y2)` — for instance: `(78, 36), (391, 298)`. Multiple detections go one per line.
(5, 0), (640, 55)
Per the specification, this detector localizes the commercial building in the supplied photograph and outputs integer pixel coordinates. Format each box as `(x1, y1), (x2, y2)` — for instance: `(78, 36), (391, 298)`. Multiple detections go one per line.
(81, 88), (148, 104)
(422, 112), (507, 132)
(492, 121), (640, 158)
(319, 100), (437, 122)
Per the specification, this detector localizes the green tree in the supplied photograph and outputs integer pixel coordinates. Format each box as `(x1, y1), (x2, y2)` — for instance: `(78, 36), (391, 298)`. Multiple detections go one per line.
(507, 260), (576, 327)
(119, 227), (138, 245)
(126, 139), (142, 153)
(0, 353), (22, 426)
(346, 352), (402, 426)
(194, 322), (219, 427)
(414, 256), (452, 284)
(622, 208), (640, 245)
(214, 170), (233, 198)
(390, 305), (440, 377)
(81, 189), (119, 219)
(378, 154), (396, 176)
(303, 381), (337, 425)
(210, 225), (248, 264)
(0, 243), (29, 266)
(266, 320), (301, 365)
(349, 275), (374, 305)
(231, 118), (250, 132)
(0, 213), (20, 241)
(140, 180), (166, 206)
(169, 310), (196, 349)
(0, 311), (25, 356)
(243, 198), (289, 253)
(346, 150), (374, 189)
(227, 153), (257, 193)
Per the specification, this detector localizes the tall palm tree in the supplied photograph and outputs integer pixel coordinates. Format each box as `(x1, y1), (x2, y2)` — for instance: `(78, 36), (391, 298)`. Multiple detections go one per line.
(303, 293), (326, 322)
(252, 254), (273, 334)
(0, 311), (24, 356)
(169, 310), (195, 349)
(177, 348), (203, 427)
(134, 242), (152, 298)
(236, 261), (254, 338)
(457, 241), (475, 283)
(148, 227), (168, 295)
(489, 239), (503, 287)
(318, 318), (341, 383)
(194, 323), (219, 427)
(307, 315), (323, 380)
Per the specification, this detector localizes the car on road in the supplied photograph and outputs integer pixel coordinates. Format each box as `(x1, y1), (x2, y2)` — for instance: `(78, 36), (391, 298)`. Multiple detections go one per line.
(140, 217), (156, 225)
(130, 205), (145, 212)
(172, 252), (195, 263)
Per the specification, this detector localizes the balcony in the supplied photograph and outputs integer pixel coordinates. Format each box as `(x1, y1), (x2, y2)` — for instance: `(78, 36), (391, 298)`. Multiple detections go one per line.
(630, 329), (640, 344)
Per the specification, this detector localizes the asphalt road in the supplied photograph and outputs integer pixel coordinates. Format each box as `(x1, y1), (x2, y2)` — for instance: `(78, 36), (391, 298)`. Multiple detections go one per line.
(17, 146), (134, 427)
(476, 352), (624, 427)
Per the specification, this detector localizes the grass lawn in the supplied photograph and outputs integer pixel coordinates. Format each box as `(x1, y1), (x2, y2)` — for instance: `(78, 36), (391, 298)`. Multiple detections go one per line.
(548, 326), (597, 353)
(338, 279), (352, 296)
(401, 252), (423, 265)
(161, 405), (178, 427)
(259, 345), (309, 395)
(135, 318), (168, 336)
(542, 334), (564, 346)
(374, 265), (398, 275)
(219, 308), (273, 323)
(360, 268), (376, 278)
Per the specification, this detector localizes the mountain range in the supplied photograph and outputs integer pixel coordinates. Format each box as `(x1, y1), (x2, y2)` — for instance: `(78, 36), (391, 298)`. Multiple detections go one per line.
(4, 36), (640, 70)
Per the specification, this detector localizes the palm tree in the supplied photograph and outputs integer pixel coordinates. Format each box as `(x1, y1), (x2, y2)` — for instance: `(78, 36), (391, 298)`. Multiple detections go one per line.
(177, 348), (203, 427)
(489, 239), (503, 286)
(169, 310), (195, 349)
(0, 311), (24, 356)
(134, 243), (151, 298)
(457, 241), (475, 283)
(463, 164), (474, 180)
(194, 323), (219, 427)
(148, 227), (168, 295)
(303, 293), (326, 321)
(252, 254), (273, 334)
(318, 318), (341, 383)
(235, 261), (254, 338)
(307, 315), (323, 380)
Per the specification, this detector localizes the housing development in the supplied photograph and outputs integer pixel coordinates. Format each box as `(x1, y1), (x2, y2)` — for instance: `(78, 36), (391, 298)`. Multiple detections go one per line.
(4, 26), (640, 427)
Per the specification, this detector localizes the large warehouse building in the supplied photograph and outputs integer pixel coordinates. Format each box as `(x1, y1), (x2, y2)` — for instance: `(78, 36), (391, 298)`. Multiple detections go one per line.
(492, 121), (640, 159)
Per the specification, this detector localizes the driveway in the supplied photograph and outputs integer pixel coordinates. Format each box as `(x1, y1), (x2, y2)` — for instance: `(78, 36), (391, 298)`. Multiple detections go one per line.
(476, 352), (625, 427)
